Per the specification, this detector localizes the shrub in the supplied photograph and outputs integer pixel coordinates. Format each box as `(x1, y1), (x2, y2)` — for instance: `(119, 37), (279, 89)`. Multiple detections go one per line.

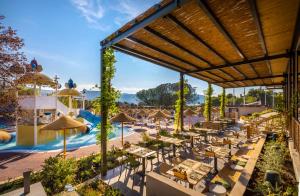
(77, 179), (122, 196)
(194, 122), (201, 128)
(142, 132), (150, 142)
(41, 155), (77, 194)
(77, 154), (100, 182)
(251, 138), (298, 195)
(159, 129), (170, 136)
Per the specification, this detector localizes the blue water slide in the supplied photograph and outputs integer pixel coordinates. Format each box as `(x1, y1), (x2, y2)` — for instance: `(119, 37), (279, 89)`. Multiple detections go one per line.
(78, 110), (101, 128)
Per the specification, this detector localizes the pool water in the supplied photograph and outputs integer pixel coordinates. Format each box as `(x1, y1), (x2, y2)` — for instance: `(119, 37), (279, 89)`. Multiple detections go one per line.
(0, 124), (133, 152)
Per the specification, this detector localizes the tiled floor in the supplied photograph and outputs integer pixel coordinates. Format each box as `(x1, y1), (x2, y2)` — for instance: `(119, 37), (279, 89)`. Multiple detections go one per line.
(101, 144), (241, 196)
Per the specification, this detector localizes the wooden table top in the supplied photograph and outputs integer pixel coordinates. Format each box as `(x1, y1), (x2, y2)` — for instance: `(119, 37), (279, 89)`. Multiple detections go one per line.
(206, 146), (231, 158)
(192, 128), (219, 134)
(178, 131), (200, 137)
(167, 159), (213, 185)
(151, 135), (185, 145)
(123, 144), (156, 158)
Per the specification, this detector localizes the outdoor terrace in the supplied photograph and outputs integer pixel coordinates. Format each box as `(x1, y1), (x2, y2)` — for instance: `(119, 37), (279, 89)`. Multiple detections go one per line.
(98, 0), (300, 195)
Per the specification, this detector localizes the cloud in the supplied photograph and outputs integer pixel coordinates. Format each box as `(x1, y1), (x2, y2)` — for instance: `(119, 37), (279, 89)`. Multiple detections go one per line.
(71, 0), (158, 30)
(71, 0), (110, 31)
(113, 0), (143, 19)
(77, 83), (99, 90)
(23, 48), (80, 68)
(111, 0), (150, 26)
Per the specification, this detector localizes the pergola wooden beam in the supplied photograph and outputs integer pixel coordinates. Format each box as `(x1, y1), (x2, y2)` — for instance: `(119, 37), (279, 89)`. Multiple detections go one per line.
(290, 3), (300, 51)
(112, 44), (223, 85)
(125, 37), (203, 70)
(248, 0), (273, 83)
(144, 26), (211, 65)
(112, 44), (187, 73)
(197, 0), (261, 82)
(188, 53), (290, 73)
(197, 0), (243, 58)
(124, 37), (234, 85)
(228, 82), (284, 88)
(144, 26), (238, 83)
(165, 14), (249, 83)
(101, 0), (188, 48)
(213, 74), (287, 85)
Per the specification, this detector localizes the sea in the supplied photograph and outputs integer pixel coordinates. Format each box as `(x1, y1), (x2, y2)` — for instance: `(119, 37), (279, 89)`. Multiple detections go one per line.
(41, 90), (204, 105)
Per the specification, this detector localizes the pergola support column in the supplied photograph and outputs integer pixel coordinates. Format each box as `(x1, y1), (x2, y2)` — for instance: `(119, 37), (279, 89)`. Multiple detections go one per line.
(294, 50), (298, 120)
(180, 72), (184, 131)
(100, 47), (108, 176)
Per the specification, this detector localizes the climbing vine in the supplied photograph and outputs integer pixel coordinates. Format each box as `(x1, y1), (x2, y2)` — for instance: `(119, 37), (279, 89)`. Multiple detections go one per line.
(204, 83), (213, 122)
(98, 48), (120, 142)
(174, 79), (189, 132)
(220, 87), (225, 118)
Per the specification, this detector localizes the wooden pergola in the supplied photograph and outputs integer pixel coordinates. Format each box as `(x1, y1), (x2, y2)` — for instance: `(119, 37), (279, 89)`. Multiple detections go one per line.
(100, 0), (300, 175)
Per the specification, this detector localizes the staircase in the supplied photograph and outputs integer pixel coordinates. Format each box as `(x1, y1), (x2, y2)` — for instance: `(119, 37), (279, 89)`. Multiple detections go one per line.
(56, 100), (69, 115)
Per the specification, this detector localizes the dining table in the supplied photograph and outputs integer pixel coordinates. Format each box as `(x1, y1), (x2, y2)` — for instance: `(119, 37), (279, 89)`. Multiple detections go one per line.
(123, 144), (156, 175)
(178, 131), (200, 148)
(192, 128), (217, 142)
(205, 146), (231, 172)
(166, 159), (213, 189)
(150, 135), (184, 157)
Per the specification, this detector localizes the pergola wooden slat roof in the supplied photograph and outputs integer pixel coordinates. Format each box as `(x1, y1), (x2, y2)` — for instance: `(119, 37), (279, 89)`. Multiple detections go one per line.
(101, 0), (300, 88)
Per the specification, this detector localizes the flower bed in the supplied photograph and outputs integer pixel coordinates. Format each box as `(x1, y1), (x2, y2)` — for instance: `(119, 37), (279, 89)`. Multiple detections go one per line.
(245, 132), (298, 195)
(76, 178), (122, 196)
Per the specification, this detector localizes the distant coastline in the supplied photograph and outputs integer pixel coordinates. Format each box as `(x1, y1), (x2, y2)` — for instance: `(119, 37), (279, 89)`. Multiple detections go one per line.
(41, 90), (204, 105)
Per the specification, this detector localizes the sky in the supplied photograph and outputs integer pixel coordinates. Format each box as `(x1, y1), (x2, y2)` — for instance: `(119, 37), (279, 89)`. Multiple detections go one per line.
(1, 0), (259, 96)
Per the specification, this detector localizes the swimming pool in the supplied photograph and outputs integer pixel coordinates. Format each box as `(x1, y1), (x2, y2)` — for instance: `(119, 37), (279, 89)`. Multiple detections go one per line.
(0, 124), (133, 152)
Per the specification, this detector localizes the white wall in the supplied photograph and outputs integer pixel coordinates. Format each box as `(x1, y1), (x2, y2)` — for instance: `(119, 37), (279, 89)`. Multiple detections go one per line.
(18, 96), (70, 115)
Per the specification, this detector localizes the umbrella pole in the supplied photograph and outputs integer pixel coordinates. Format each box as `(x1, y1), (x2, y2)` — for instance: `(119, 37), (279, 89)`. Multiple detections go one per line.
(68, 96), (72, 115)
(121, 122), (124, 146)
(63, 129), (66, 159)
(33, 80), (37, 146)
(159, 120), (160, 130)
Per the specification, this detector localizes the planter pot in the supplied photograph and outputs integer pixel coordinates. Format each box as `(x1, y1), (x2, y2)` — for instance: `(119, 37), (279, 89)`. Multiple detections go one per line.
(264, 170), (281, 188)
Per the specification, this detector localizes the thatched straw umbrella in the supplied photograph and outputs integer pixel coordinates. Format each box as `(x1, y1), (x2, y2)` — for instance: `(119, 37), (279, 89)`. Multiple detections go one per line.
(41, 115), (86, 158)
(126, 109), (135, 117)
(184, 108), (197, 129)
(57, 79), (81, 115)
(138, 109), (147, 117)
(195, 107), (203, 117)
(16, 72), (56, 87)
(149, 110), (170, 129)
(111, 112), (136, 146)
(162, 109), (171, 116)
(0, 130), (11, 142)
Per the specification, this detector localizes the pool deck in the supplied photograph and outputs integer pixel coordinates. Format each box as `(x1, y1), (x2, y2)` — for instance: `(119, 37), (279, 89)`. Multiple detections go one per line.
(0, 132), (143, 182)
